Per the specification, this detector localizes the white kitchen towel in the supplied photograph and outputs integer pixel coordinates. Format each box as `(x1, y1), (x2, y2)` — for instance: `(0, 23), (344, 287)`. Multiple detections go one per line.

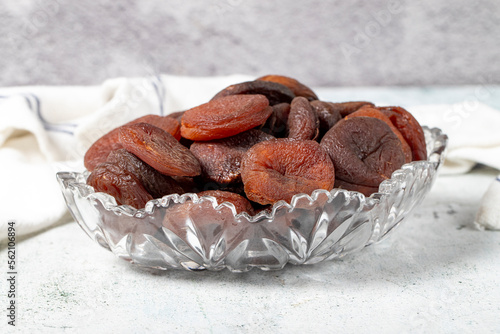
(408, 103), (500, 175)
(1, 75), (500, 241)
(475, 175), (500, 230)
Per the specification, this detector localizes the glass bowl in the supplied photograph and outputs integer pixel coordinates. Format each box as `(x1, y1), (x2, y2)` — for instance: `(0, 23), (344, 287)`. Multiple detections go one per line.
(57, 126), (447, 272)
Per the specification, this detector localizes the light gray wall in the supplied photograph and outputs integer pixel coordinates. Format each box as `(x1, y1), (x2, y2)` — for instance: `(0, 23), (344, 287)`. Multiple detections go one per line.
(1, 0), (498, 87)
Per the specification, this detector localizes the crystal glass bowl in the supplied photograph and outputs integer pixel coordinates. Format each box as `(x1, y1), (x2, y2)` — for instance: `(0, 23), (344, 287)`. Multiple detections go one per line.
(57, 126), (447, 272)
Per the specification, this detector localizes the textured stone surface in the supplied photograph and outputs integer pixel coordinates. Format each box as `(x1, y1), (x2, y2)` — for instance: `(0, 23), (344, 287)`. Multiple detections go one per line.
(0, 0), (499, 87)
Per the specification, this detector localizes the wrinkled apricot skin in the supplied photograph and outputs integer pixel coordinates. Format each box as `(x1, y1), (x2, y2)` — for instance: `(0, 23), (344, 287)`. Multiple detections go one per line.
(320, 117), (405, 188)
(119, 123), (201, 177)
(181, 95), (272, 141)
(311, 100), (342, 139)
(260, 103), (290, 138)
(84, 114), (181, 171)
(130, 115), (181, 140)
(241, 139), (335, 205)
(346, 107), (412, 163)
(198, 190), (255, 215)
(106, 149), (184, 198)
(287, 97), (319, 140)
(211, 80), (295, 105)
(190, 129), (274, 185)
(87, 163), (153, 209)
(84, 129), (123, 171)
(331, 101), (375, 117)
(378, 106), (427, 161)
(257, 75), (318, 101)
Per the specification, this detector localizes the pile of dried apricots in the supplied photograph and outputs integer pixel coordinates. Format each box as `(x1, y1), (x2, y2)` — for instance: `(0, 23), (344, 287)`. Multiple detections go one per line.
(84, 75), (427, 215)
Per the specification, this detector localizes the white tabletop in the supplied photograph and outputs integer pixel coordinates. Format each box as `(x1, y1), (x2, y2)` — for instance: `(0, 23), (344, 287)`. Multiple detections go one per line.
(1, 165), (499, 333)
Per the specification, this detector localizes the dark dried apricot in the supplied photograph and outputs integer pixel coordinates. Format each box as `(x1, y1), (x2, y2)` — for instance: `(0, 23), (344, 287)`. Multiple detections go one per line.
(165, 175), (245, 194)
(84, 114), (181, 171)
(310, 100), (342, 139)
(257, 75), (318, 101)
(251, 203), (272, 215)
(181, 95), (272, 141)
(84, 128), (123, 171)
(167, 110), (185, 123)
(106, 149), (184, 198)
(190, 129), (274, 185)
(192, 177), (246, 195)
(330, 101), (375, 117)
(198, 190), (254, 215)
(241, 139), (335, 205)
(118, 123), (201, 177)
(130, 115), (181, 140)
(87, 162), (153, 208)
(260, 103), (290, 138)
(171, 176), (199, 193)
(287, 97), (319, 140)
(211, 80), (295, 105)
(320, 117), (405, 188)
(346, 107), (412, 163)
(378, 106), (427, 161)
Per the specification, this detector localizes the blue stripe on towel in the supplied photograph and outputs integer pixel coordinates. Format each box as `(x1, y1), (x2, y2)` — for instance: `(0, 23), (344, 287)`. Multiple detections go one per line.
(23, 93), (77, 135)
(151, 77), (165, 116)
(1, 93), (77, 134)
(23, 95), (33, 111)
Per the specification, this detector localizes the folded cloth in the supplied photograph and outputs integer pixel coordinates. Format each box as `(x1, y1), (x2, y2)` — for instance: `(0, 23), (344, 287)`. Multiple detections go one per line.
(408, 103), (500, 174)
(475, 175), (500, 230)
(1, 75), (500, 241)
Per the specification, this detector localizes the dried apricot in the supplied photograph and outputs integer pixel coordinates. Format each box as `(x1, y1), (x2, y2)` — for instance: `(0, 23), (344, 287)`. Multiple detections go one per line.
(198, 190), (254, 215)
(320, 117), (405, 188)
(181, 95), (272, 141)
(84, 114), (181, 171)
(106, 149), (184, 198)
(130, 115), (181, 140)
(310, 100), (342, 136)
(118, 123), (201, 177)
(287, 97), (319, 140)
(378, 106), (427, 161)
(241, 139), (335, 205)
(346, 107), (412, 163)
(260, 103), (290, 138)
(190, 129), (274, 185)
(167, 110), (185, 123)
(211, 80), (295, 105)
(257, 75), (318, 101)
(84, 128), (123, 171)
(87, 162), (153, 208)
(330, 101), (375, 117)
(171, 176), (200, 193)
